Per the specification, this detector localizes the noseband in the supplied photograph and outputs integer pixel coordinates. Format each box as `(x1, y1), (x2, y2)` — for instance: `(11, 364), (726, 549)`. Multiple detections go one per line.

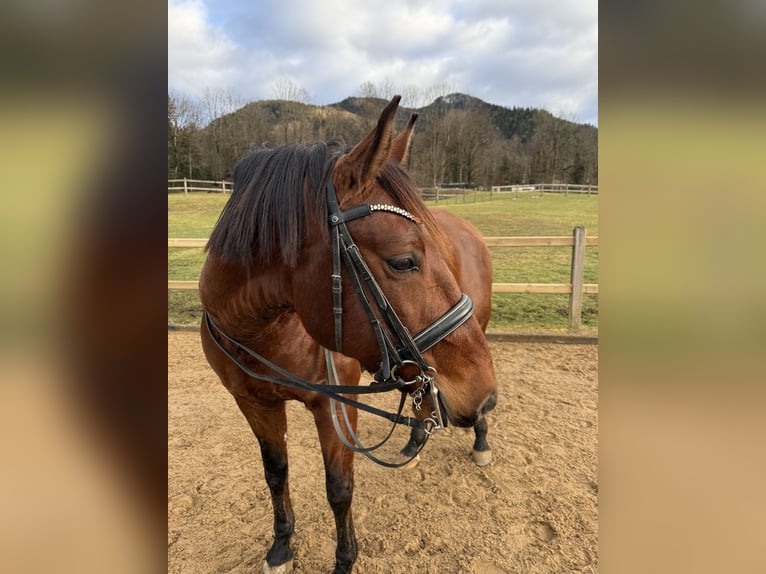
(204, 163), (475, 467)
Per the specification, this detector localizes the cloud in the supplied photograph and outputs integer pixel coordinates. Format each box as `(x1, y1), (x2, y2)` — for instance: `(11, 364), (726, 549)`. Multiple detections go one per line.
(168, 0), (239, 98)
(167, 0), (598, 124)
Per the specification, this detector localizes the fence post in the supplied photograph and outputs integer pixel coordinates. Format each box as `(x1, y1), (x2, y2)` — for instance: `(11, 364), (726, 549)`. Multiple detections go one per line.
(569, 225), (586, 329)
(221, 179), (226, 194)
(183, 177), (188, 196)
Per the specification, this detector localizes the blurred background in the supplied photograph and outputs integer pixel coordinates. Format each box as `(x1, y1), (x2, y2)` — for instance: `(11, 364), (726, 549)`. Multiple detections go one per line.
(0, 1), (166, 572)
(0, 1), (764, 573)
(600, 1), (766, 572)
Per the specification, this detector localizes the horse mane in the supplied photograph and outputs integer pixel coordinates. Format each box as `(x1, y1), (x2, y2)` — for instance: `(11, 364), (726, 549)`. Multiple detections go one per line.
(206, 141), (453, 271)
(206, 142), (341, 268)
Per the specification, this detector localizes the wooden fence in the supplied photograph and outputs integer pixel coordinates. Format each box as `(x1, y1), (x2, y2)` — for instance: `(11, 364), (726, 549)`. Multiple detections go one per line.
(168, 178), (233, 194)
(170, 179), (596, 200)
(491, 183), (598, 194)
(420, 183), (597, 202)
(169, 227), (598, 329)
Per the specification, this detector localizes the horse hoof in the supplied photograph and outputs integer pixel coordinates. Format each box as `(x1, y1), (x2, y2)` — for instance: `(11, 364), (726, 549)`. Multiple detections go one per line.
(471, 449), (492, 467)
(262, 559), (294, 574)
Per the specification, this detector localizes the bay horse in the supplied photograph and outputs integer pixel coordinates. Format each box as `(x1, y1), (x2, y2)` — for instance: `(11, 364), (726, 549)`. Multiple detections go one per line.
(199, 96), (497, 574)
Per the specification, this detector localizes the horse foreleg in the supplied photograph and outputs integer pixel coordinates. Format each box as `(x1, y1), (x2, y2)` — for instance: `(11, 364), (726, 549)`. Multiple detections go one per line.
(471, 416), (492, 466)
(312, 399), (358, 574)
(402, 417), (492, 467)
(400, 426), (426, 467)
(234, 396), (295, 573)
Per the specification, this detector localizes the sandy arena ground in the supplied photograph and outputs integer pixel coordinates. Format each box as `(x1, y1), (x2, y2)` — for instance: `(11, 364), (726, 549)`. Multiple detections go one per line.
(168, 331), (597, 573)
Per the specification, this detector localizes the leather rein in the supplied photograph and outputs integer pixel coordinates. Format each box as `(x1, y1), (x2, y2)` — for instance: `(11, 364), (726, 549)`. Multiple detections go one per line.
(204, 165), (475, 467)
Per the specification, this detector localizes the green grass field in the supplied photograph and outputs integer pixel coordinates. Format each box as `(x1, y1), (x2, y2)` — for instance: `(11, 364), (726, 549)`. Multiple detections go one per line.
(168, 191), (598, 332)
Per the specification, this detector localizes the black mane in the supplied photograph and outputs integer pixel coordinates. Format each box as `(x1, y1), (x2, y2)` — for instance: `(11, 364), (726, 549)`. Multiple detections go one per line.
(206, 140), (442, 269)
(206, 142), (340, 268)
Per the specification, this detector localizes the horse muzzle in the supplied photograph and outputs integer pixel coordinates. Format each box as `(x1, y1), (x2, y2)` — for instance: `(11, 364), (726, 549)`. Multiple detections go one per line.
(441, 389), (497, 428)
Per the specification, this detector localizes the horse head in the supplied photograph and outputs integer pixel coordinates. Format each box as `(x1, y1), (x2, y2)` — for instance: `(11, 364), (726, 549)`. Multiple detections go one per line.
(293, 97), (497, 427)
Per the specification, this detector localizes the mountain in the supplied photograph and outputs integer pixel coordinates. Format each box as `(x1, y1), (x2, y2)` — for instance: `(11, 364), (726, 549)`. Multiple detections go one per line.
(213, 92), (594, 144)
(172, 93), (597, 185)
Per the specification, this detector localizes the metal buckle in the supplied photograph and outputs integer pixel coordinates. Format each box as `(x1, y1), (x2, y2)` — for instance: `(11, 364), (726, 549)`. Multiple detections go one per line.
(391, 360), (425, 386)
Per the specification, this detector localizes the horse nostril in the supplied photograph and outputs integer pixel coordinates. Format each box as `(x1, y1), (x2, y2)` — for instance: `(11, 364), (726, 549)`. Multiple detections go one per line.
(480, 392), (497, 415)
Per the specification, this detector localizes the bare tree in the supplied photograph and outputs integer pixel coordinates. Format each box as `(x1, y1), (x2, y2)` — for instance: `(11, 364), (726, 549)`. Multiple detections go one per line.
(571, 126), (598, 184)
(271, 79), (314, 144)
(169, 90), (202, 127)
(200, 87), (242, 125)
(168, 92), (204, 178)
(422, 82), (457, 106)
(530, 109), (578, 183)
(399, 84), (424, 108)
(407, 83), (457, 187)
(441, 109), (496, 185)
(413, 115), (447, 188)
(273, 78), (312, 104)
(377, 75), (398, 100)
(357, 81), (378, 99)
(200, 87), (244, 179)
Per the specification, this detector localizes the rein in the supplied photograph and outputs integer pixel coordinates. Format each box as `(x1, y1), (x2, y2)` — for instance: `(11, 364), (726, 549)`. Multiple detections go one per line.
(204, 313), (428, 430)
(204, 162), (476, 466)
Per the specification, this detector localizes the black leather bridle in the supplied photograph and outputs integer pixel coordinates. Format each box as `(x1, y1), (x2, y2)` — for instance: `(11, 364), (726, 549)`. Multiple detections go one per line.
(204, 161), (475, 466)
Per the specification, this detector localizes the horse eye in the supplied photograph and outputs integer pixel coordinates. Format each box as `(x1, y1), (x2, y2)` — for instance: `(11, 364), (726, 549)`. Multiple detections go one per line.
(387, 256), (419, 273)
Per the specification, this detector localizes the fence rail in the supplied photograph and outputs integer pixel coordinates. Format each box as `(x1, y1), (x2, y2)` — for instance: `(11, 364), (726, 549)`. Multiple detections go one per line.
(169, 179), (597, 199)
(419, 183), (597, 202)
(490, 183), (598, 194)
(168, 178), (233, 194)
(169, 228), (598, 328)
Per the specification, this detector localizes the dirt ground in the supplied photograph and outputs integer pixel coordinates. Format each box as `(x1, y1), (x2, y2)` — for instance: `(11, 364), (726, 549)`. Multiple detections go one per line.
(168, 331), (598, 574)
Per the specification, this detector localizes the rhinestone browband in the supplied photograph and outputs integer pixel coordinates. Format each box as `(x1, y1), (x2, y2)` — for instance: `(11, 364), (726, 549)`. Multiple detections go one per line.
(369, 204), (421, 224)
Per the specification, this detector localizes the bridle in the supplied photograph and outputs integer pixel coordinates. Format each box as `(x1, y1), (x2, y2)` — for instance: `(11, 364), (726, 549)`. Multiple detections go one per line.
(204, 158), (475, 467)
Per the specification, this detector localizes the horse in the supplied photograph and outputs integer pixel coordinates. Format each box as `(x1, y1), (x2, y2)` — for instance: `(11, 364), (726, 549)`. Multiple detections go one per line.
(199, 96), (497, 574)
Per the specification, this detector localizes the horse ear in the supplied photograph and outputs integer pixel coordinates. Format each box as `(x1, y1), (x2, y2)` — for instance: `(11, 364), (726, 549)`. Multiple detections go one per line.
(389, 113), (419, 164)
(334, 95), (401, 198)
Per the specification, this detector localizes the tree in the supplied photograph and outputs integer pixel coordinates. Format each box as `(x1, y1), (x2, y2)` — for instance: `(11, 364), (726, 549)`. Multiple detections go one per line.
(168, 92), (203, 179)
(412, 105), (448, 188)
(440, 109), (498, 185)
(356, 76), (397, 101)
(357, 81), (378, 99)
(504, 134), (531, 184)
(530, 110), (578, 182)
(572, 126), (598, 184)
(270, 79), (314, 145)
(200, 88), (244, 179)
(169, 86), (598, 188)
(273, 78), (312, 104)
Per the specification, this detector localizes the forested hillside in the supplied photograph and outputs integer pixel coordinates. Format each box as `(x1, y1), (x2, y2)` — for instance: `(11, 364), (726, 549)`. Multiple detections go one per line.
(168, 90), (597, 188)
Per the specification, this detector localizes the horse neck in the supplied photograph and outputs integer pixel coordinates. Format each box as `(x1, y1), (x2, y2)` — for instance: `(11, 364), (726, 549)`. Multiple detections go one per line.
(200, 255), (294, 343)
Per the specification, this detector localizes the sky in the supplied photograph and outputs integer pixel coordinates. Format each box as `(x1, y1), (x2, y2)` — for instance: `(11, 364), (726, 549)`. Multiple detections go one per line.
(168, 0), (597, 126)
